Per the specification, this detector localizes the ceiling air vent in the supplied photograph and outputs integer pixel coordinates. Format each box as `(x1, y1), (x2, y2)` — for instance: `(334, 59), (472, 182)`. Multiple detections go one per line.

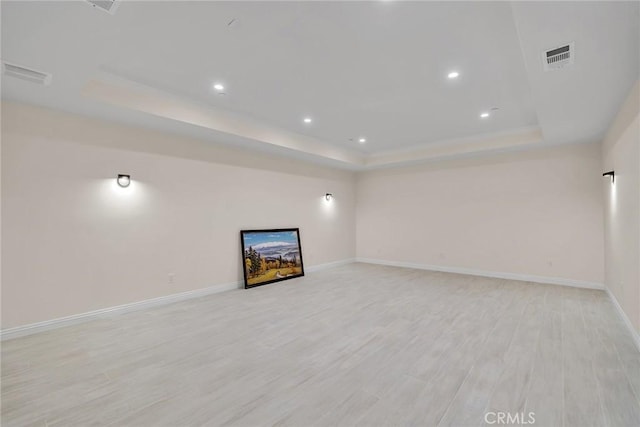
(543, 42), (574, 71)
(85, 0), (119, 15)
(2, 62), (52, 85)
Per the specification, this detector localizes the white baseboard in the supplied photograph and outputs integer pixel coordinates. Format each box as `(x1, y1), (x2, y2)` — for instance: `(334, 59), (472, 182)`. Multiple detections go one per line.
(1, 259), (357, 341)
(306, 258), (356, 272)
(606, 288), (640, 352)
(356, 258), (605, 290)
(1, 281), (241, 341)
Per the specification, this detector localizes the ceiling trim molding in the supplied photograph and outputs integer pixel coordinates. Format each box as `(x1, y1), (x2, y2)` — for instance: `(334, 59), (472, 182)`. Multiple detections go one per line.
(366, 126), (543, 168)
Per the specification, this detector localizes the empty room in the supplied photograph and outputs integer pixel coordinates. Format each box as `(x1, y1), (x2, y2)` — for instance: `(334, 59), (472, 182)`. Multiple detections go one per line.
(1, 1), (639, 426)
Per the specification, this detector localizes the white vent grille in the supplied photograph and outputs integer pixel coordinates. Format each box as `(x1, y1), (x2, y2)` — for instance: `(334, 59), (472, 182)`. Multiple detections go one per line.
(2, 62), (52, 85)
(543, 43), (574, 71)
(85, 0), (119, 14)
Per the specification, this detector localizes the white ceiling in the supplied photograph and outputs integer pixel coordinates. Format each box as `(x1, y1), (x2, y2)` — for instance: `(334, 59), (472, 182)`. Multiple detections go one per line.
(2, 1), (638, 169)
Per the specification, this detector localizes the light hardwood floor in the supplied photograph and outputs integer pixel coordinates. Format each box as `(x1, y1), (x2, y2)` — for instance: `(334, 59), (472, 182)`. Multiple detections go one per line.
(2, 263), (639, 426)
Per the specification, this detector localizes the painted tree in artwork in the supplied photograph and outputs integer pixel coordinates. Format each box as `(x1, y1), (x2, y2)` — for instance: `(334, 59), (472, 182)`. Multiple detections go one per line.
(245, 246), (258, 277)
(246, 247), (261, 277)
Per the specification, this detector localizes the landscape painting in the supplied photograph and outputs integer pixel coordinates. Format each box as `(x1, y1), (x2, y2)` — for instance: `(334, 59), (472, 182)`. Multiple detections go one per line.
(241, 228), (304, 289)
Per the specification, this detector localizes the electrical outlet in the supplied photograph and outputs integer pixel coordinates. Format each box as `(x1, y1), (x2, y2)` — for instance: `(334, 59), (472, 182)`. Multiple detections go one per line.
(168, 273), (175, 284)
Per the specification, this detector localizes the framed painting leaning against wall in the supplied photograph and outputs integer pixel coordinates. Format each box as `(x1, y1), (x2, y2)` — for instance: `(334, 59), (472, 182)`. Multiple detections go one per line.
(240, 228), (305, 289)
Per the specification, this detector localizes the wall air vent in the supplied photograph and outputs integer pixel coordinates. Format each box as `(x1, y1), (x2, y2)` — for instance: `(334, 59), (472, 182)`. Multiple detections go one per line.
(543, 42), (574, 71)
(2, 62), (52, 85)
(85, 0), (119, 15)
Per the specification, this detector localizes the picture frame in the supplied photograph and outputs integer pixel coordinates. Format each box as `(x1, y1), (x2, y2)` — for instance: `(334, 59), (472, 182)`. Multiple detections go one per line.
(240, 228), (305, 289)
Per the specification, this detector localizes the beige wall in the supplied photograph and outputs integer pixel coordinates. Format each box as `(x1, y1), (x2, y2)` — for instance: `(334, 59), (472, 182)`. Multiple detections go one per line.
(357, 143), (605, 286)
(1, 102), (356, 328)
(602, 81), (640, 335)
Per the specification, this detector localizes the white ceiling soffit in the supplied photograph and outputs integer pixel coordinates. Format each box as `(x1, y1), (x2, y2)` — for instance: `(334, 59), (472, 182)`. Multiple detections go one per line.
(1, 1), (638, 169)
(81, 72), (366, 168)
(82, 73), (542, 169)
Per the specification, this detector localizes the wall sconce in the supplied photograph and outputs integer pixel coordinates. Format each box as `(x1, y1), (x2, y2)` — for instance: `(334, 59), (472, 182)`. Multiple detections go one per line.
(325, 193), (333, 201)
(117, 174), (131, 188)
(602, 171), (615, 183)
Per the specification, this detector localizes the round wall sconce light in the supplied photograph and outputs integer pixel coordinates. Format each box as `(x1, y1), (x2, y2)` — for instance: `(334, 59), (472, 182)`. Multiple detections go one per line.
(117, 174), (131, 188)
(325, 193), (333, 201)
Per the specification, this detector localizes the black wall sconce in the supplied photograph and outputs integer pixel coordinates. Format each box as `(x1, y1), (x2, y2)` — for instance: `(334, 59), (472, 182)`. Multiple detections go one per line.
(602, 171), (615, 183)
(117, 174), (131, 188)
(325, 193), (333, 201)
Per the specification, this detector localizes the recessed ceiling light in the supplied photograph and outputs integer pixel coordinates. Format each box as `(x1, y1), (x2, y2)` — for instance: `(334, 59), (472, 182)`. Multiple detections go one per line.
(480, 112), (490, 119)
(447, 71), (460, 79)
(213, 83), (225, 92)
(303, 117), (312, 124)
(358, 138), (367, 144)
